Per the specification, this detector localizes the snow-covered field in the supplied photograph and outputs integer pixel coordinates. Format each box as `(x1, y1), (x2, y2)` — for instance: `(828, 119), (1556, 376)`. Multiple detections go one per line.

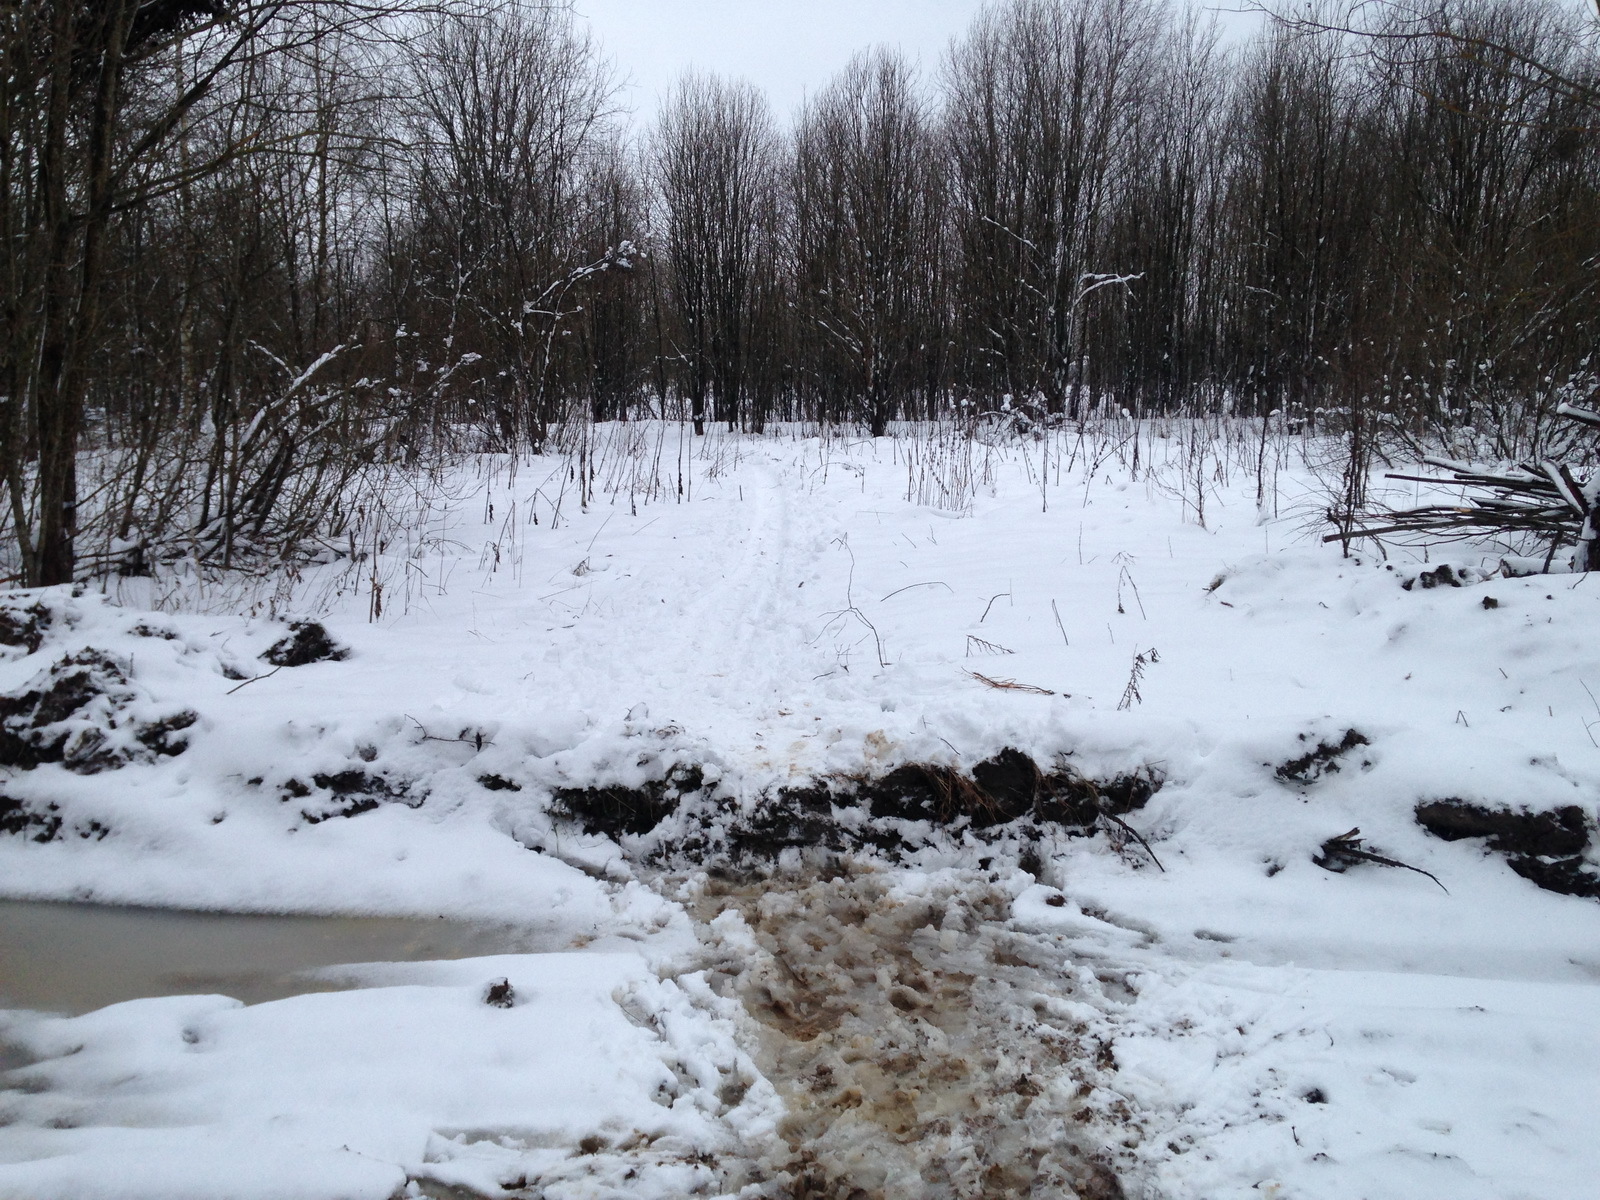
(2, 419), (1598, 1198)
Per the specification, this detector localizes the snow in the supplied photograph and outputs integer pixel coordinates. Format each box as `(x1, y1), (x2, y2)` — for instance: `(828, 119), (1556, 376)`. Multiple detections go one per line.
(3, 419), (1599, 1196)
(0, 953), (780, 1200)
(1114, 963), (1600, 1199)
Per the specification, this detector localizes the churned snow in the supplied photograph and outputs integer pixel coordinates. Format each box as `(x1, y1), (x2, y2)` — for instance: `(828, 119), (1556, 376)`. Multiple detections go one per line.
(2, 420), (1598, 1198)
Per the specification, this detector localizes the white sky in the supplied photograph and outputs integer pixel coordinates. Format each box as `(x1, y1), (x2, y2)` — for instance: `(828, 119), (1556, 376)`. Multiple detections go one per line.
(576, 0), (983, 122)
(577, 1), (1266, 124)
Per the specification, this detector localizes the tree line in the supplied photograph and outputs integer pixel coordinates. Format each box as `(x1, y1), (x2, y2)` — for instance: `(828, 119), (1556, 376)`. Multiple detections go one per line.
(3, 0), (1598, 584)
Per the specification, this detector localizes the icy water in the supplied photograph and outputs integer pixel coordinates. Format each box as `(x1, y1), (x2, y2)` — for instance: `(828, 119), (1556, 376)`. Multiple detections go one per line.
(0, 900), (539, 1014)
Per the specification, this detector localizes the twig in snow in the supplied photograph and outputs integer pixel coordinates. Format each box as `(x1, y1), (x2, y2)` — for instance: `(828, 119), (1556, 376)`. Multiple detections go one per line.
(1100, 808), (1165, 872)
(965, 669), (1055, 695)
(1117, 647), (1160, 711)
(406, 715), (493, 751)
(1115, 562), (1147, 619)
(966, 635), (1015, 657)
(225, 665), (282, 695)
(817, 606), (888, 669)
(880, 581), (953, 602)
(1581, 680), (1600, 748)
(584, 513), (614, 556)
(1314, 828), (1448, 894)
(821, 535), (888, 668)
(979, 591), (1011, 622)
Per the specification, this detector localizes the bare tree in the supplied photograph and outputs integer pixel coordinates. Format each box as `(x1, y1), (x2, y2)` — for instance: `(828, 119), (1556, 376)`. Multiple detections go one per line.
(653, 73), (780, 435)
(0, 0), (429, 585)
(1099, 11), (1229, 412)
(792, 49), (945, 434)
(946, 0), (1160, 416)
(401, 3), (620, 449)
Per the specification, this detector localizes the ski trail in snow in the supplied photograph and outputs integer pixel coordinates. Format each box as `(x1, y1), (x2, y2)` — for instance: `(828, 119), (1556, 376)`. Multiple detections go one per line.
(679, 453), (798, 685)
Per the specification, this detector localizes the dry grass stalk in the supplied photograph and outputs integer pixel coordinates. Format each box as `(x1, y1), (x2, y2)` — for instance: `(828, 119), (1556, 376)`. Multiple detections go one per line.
(965, 670), (1055, 695)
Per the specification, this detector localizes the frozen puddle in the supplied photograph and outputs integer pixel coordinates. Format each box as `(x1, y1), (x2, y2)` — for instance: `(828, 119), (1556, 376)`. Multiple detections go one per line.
(0, 900), (553, 1013)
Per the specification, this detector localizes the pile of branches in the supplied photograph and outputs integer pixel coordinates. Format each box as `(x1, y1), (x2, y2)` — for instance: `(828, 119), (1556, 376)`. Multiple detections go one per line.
(1331, 404), (1600, 572)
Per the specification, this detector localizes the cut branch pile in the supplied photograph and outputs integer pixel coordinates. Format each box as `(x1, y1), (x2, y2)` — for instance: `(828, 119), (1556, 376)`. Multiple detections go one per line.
(1329, 404), (1600, 572)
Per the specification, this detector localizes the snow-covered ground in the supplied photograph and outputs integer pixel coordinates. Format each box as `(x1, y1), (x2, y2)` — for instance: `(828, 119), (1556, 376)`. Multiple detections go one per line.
(2, 419), (1598, 1198)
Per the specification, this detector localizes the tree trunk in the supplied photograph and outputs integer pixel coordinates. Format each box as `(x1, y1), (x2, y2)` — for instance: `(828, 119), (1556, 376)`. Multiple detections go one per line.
(31, 0), (136, 585)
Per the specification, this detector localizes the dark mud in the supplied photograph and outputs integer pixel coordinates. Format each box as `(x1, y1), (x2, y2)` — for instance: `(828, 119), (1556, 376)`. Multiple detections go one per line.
(548, 749), (1160, 868)
(1416, 799), (1599, 899)
(684, 868), (1133, 1199)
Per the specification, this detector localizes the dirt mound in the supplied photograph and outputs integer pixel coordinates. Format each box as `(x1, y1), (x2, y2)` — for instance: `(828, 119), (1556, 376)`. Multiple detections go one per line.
(552, 750), (1160, 867)
(0, 650), (197, 774)
(1416, 799), (1598, 898)
(261, 621), (348, 667)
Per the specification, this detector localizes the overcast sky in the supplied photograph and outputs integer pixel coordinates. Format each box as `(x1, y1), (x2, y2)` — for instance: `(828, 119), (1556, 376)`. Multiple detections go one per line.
(577, 1), (1266, 125)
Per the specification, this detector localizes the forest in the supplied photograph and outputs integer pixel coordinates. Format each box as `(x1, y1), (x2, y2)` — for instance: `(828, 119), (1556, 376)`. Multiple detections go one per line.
(2, 0), (1597, 586)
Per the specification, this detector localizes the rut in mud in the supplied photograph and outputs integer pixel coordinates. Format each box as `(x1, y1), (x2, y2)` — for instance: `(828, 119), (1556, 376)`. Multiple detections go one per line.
(684, 866), (1134, 1199)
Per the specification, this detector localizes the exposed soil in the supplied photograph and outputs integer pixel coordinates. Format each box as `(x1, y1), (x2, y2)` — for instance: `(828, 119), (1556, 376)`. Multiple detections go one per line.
(683, 867), (1133, 1199)
(278, 769), (420, 824)
(261, 620), (348, 667)
(0, 649), (196, 774)
(1275, 729), (1370, 785)
(0, 793), (62, 842)
(0, 600), (49, 655)
(550, 750), (1159, 869)
(1414, 800), (1588, 857)
(1504, 854), (1600, 898)
(1406, 564), (1462, 590)
(1401, 563), (1491, 591)
(552, 764), (705, 836)
(1416, 799), (1599, 899)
